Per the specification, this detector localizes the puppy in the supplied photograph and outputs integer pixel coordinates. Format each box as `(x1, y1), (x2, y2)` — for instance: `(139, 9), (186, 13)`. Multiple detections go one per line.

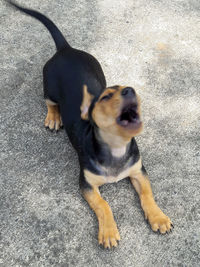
(7, 1), (173, 248)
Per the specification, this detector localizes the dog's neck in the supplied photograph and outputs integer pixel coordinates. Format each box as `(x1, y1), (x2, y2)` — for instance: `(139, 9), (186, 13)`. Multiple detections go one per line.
(94, 128), (131, 158)
(110, 146), (127, 158)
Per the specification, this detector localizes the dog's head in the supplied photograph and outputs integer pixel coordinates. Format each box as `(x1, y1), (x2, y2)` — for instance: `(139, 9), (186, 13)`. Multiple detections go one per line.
(80, 85), (143, 141)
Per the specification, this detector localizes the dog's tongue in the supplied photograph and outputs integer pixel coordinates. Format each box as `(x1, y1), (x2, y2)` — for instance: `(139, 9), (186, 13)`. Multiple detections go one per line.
(120, 120), (129, 126)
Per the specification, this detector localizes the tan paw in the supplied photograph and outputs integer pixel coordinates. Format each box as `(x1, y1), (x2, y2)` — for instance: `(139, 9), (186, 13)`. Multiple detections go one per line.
(146, 209), (173, 234)
(98, 221), (120, 248)
(45, 108), (63, 131)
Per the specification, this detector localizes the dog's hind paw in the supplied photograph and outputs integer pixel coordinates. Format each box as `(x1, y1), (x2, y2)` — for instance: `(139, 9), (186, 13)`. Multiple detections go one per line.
(45, 105), (63, 131)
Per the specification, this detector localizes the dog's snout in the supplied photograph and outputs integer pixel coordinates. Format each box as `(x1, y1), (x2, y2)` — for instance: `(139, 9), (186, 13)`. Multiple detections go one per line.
(121, 87), (135, 98)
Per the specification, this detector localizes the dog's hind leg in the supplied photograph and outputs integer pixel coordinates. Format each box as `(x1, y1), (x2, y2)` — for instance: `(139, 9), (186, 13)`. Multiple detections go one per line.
(43, 64), (63, 131)
(44, 99), (63, 131)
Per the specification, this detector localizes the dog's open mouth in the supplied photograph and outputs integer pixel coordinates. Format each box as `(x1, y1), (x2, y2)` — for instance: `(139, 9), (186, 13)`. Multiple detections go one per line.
(117, 104), (141, 129)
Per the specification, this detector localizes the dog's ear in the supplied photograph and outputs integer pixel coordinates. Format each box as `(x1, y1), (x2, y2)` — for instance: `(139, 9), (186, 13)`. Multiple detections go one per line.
(80, 85), (94, 120)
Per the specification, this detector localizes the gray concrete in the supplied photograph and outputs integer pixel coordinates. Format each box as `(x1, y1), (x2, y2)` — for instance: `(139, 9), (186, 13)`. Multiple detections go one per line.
(0, 0), (200, 266)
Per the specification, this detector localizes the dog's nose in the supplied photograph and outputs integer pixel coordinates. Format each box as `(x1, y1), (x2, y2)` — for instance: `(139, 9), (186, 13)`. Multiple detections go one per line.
(121, 87), (135, 98)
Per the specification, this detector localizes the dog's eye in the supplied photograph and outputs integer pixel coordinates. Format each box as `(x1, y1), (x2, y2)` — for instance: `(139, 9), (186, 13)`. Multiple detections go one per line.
(100, 93), (113, 101)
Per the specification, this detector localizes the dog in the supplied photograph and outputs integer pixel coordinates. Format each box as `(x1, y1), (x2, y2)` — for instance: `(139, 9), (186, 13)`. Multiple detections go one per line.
(7, 1), (173, 248)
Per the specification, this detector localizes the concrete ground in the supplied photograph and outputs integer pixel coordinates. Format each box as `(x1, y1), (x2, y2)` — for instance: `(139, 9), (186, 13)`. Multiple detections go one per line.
(0, 0), (200, 266)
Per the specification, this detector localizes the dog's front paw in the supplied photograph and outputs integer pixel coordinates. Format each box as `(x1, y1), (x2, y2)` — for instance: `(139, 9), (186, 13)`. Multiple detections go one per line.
(145, 208), (173, 234)
(98, 221), (120, 248)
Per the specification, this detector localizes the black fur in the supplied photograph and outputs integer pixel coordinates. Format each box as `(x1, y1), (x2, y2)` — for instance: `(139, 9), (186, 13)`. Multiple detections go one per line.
(8, 1), (141, 191)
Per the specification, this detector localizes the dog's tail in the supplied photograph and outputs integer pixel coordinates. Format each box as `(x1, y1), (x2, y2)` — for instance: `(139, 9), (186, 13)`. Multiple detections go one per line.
(7, 0), (70, 51)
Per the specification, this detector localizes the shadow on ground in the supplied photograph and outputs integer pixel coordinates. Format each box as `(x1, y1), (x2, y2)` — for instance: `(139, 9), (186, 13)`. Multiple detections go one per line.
(0, 0), (200, 266)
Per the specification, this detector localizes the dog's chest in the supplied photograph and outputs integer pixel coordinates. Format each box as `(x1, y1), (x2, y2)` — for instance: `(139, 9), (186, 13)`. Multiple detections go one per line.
(102, 168), (131, 183)
(85, 157), (141, 187)
(97, 159), (132, 183)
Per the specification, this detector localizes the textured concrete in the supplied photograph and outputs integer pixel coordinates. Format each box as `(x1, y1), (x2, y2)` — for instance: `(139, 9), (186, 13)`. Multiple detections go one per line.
(0, 0), (200, 266)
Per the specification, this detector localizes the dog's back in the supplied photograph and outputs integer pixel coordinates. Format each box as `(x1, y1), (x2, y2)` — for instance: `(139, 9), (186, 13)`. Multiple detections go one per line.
(43, 48), (106, 129)
(8, 0), (106, 132)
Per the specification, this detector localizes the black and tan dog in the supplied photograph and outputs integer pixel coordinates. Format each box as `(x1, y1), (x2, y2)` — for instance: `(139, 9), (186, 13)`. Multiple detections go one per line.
(7, 1), (173, 248)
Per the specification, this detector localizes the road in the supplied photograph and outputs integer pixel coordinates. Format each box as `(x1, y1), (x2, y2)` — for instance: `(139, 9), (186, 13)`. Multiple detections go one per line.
(0, 0), (200, 266)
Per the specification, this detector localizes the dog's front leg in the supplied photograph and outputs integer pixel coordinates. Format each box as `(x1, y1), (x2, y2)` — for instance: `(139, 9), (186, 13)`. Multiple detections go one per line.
(82, 186), (120, 248)
(130, 166), (173, 234)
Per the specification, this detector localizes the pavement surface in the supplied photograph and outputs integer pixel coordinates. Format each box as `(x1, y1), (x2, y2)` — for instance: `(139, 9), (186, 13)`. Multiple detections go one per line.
(0, 0), (200, 266)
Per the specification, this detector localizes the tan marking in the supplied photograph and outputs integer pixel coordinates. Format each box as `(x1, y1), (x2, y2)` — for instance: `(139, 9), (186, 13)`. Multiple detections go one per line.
(84, 170), (105, 187)
(92, 86), (123, 129)
(92, 86), (143, 151)
(84, 158), (142, 187)
(130, 170), (173, 234)
(80, 85), (94, 120)
(45, 101), (63, 130)
(46, 99), (57, 106)
(83, 187), (120, 248)
(98, 129), (130, 149)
